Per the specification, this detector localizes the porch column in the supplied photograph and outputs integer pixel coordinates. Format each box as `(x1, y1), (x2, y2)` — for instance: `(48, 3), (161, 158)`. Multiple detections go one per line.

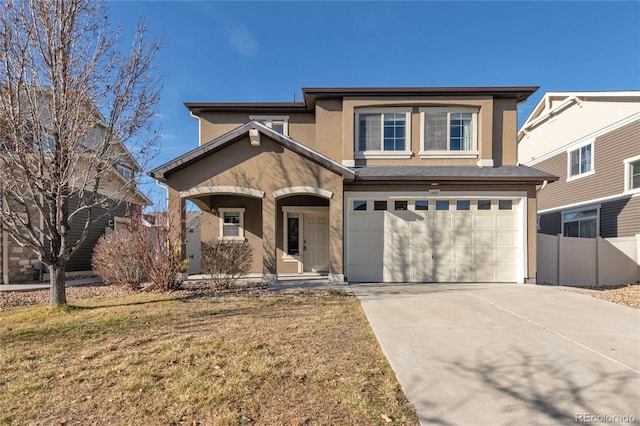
(261, 194), (277, 283)
(329, 192), (344, 283)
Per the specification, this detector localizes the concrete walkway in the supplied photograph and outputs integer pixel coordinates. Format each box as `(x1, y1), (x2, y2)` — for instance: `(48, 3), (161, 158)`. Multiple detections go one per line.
(352, 283), (640, 426)
(0, 276), (102, 292)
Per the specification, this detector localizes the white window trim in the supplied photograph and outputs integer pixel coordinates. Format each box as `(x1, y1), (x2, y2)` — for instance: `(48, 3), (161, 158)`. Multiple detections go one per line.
(623, 154), (640, 194)
(250, 115), (289, 136)
(419, 107), (479, 158)
(560, 204), (600, 238)
(566, 139), (595, 182)
(354, 107), (413, 158)
(218, 208), (245, 240)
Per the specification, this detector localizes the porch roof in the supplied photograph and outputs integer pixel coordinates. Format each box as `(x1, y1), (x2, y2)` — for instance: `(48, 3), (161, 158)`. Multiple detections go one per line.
(350, 165), (558, 184)
(149, 121), (356, 182)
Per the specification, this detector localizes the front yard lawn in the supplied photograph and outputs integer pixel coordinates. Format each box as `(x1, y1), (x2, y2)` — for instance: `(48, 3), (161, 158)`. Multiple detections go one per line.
(0, 291), (417, 425)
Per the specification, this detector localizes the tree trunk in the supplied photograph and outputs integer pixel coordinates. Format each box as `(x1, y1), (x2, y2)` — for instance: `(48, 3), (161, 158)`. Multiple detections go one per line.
(49, 265), (67, 307)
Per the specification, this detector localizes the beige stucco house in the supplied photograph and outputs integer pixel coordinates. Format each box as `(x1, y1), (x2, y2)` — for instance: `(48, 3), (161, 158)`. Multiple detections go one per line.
(150, 87), (557, 284)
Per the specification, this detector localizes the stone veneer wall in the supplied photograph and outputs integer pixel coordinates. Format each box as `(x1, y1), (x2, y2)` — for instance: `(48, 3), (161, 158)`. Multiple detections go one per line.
(1, 234), (41, 283)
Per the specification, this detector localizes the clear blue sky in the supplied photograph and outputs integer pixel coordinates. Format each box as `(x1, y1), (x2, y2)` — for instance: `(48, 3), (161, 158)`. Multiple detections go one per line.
(107, 1), (640, 204)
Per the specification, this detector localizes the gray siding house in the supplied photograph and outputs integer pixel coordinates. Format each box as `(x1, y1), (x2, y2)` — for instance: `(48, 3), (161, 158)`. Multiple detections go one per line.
(518, 92), (640, 239)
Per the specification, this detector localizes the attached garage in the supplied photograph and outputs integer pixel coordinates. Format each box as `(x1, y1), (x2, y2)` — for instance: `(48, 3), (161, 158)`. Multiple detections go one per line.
(346, 192), (525, 283)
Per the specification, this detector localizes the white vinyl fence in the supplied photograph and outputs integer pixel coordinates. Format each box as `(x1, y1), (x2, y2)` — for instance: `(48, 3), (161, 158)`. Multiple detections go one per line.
(537, 234), (640, 286)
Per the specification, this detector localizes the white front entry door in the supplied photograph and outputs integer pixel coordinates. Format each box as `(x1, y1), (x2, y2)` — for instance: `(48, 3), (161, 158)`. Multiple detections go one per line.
(303, 213), (329, 272)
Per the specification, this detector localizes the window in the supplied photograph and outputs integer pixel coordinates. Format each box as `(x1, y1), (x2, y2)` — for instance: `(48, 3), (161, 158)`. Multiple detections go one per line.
(568, 142), (593, 179)
(420, 107), (478, 156)
(624, 155), (640, 193)
(415, 200), (428, 210)
(250, 115), (289, 136)
(219, 208), (245, 240)
(286, 213), (300, 255)
(436, 200), (449, 211)
(116, 163), (134, 179)
(498, 200), (513, 210)
(394, 201), (408, 211)
(456, 200), (470, 210)
(355, 108), (412, 157)
(353, 200), (367, 211)
(374, 201), (387, 211)
(477, 200), (491, 210)
(563, 208), (598, 238)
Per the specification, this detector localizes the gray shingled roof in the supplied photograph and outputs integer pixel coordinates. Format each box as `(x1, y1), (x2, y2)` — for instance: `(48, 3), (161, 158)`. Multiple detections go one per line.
(351, 165), (558, 183)
(149, 121), (356, 182)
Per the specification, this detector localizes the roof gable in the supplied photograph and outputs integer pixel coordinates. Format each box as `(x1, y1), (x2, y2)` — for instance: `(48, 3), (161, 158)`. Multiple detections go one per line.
(149, 121), (355, 182)
(519, 91), (640, 140)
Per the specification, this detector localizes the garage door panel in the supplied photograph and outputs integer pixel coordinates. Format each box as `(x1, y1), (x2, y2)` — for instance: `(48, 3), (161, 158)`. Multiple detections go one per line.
(496, 232), (516, 247)
(475, 232), (494, 247)
(453, 231), (473, 247)
(347, 194), (519, 283)
(475, 216), (494, 229)
(496, 215), (516, 229)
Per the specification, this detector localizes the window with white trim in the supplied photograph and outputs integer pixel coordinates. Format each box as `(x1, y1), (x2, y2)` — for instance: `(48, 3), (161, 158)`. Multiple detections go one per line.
(624, 155), (640, 193)
(116, 163), (134, 179)
(420, 107), (478, 157)
(562, 207), (598, 238)
(285, 212), (300, 256)
(568, 142), (593, 179)
(219, 208), (245, 239)
(250, 115), (289, 136)
(355, 108), (412, 158)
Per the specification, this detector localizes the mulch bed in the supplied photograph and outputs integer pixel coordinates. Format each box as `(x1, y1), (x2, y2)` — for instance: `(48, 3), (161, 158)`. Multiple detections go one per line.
(579, 284), (640, 309)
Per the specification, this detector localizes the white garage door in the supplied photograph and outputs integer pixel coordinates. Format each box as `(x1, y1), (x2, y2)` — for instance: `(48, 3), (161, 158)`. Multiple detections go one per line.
(347, 195), (521, 283)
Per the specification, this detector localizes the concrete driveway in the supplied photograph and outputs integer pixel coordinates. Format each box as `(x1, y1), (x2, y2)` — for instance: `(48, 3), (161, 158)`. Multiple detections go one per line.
(351, 283), (640, 426)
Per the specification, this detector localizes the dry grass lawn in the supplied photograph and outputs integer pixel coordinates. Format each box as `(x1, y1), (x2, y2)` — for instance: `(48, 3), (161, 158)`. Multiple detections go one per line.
(0, 292), (417, 425)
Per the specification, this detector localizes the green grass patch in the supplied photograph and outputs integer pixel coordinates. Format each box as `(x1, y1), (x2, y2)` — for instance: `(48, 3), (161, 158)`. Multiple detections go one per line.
(0, 293), (417, 425)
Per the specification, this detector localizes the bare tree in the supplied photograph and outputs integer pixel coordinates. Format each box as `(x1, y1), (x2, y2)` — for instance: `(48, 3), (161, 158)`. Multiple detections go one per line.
(0, 0), (161, 306)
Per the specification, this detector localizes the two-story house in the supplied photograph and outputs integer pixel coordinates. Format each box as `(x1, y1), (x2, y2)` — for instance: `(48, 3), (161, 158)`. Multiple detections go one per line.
(0, 121), (151, 284)
(518, 91), (640, 239)
(150, 87), (556, 284)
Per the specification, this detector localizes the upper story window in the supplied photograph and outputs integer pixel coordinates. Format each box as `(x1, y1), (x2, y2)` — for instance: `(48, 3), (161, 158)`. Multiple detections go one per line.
(567, 141), (594, 181)
(355, 108), (412, 159)
(250, 115), (289, 136)
(623, 155), (640, 193)
(420, 107), (478, 158)
(116, 163), (134, 180)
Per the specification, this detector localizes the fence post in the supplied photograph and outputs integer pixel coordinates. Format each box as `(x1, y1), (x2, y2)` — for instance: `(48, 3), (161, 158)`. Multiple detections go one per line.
(557, 234), (562, 285)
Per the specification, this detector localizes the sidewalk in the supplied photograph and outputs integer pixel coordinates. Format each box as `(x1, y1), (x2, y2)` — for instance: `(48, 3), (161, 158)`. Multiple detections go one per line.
(0, 277), (102, 292)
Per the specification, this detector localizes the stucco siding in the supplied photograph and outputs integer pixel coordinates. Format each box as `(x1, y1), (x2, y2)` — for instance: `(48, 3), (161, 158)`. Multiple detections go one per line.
(167, 134), (344, 276)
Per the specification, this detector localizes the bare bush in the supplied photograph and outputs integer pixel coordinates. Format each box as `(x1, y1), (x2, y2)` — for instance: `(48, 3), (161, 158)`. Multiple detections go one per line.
(201, 240), (253, 288)
(92, 231), (146, 289)
(139, 225), (183, 292)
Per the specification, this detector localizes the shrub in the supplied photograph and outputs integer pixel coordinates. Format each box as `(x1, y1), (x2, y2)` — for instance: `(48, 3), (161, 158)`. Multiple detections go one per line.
(92, 230), (146, 288)
(138, 227), (183, 292)
(201, 240), (253, 288)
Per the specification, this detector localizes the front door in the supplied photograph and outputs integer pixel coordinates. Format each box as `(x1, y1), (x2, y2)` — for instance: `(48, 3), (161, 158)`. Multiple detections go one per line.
(303, 213), (329, 272)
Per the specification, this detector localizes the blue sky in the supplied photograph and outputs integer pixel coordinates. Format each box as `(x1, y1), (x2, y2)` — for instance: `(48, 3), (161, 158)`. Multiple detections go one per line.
(107, 1), (640, 204)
